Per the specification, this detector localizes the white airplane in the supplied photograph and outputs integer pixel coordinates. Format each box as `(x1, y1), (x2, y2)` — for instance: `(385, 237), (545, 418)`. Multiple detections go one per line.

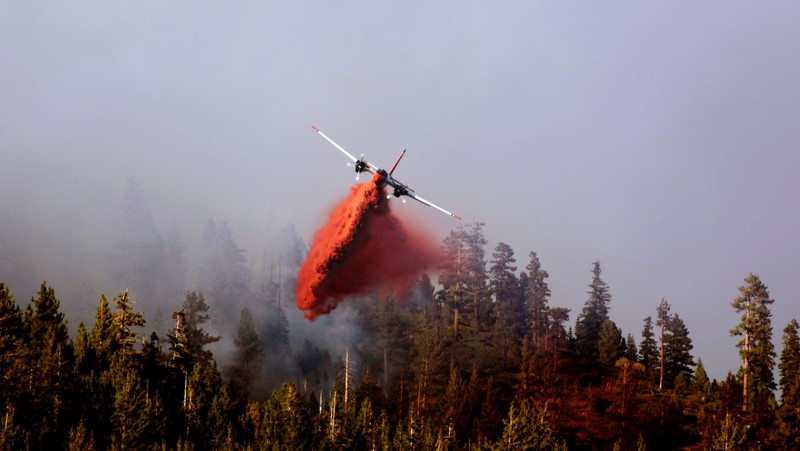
(311, 125), (461, 220)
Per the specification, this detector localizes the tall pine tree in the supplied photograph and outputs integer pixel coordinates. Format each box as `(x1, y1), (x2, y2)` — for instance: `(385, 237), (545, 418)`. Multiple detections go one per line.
(525, 251), (551, 349)
(489, 242), (522, 368)
(664, 313), (695, 383)
(575, 261), (611, 359)
(731, 273), (776, 413)
(639, 316), (659, 373)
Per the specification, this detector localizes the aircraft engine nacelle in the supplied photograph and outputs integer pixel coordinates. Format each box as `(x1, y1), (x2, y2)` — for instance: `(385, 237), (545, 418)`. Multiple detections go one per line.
(393, 187), (408, 197)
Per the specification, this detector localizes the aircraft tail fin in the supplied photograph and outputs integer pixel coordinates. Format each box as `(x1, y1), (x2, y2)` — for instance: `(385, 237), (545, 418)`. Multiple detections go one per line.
(388, 149), (406, 176)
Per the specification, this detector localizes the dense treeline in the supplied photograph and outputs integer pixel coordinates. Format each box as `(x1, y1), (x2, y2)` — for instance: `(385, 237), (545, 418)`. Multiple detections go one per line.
(2, 221), (800, 450)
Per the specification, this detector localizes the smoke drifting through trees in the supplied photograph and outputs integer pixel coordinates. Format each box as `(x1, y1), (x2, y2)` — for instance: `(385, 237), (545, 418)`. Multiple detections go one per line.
(295, 181), (441, 320)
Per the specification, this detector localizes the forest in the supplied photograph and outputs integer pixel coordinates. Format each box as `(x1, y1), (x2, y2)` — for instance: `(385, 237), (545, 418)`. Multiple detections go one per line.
(2, 187), (800, 450)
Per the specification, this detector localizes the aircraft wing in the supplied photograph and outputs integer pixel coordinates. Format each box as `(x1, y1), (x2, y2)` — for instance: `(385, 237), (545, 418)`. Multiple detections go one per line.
(405, 190), (461, 220)
(311, 125), (378, 172)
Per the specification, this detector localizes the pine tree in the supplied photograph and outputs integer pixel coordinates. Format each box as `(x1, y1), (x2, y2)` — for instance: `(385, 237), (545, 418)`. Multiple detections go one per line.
(575, 261), (611, 359)
(253, 284), (291, 391)
(489, 242), (523, 368)
(226, 307), (264, 401)
(639, 316), (659, 372)
(25, 282), (75, 448)
(625, 333), (638, 362)
(656, 298), (671, 390)
(111, 290), (146, 355)
(664, 313), (695, 383)
(731, 273), (776, 413)
(109, 179), (166, 310)
(181, 291), (220, 367)
(547, 307), (571, 370)
(0, 283), (24, 403)
(777, 319), (800, 448)
(598, 319), (624, 365)
(90, 294), (114, 363)
(525, 251), (551, 349)
(493, 399), (567, 450)
(692, 358), (711, 395)
(437, 227), (469, 339)
(168, 309), (192, 410)
(374, 294), (408, 394)
(199, 220), (250, 325)
(779, 319), (800, 408)
(463, 222), (489, 328)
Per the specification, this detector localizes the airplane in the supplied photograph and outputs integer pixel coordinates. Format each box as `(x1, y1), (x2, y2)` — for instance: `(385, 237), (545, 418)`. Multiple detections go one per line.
(311, 125), (461, 220)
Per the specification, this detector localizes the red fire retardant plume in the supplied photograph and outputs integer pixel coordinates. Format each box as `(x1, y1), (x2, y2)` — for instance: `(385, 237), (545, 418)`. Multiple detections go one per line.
(296, 181), (441, 320)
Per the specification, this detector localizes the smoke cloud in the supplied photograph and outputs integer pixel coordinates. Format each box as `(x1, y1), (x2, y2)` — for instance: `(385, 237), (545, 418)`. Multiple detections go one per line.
(295, 180), (441, 320)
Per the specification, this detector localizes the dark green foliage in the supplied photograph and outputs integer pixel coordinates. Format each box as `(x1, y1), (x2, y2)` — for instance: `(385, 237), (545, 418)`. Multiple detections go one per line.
(664, 313), (695, 382)
(0, 283), (24, 408)
(489, 242), (523, 369)
(598, 319), (625, 365)
(525, 251), (551, 350)
(575, 261), (611, 359)
(639, 316), (658, 372)
(181, 291), (220, 366)
(437, 223), (489, 336)
(0, 253), (795, 449)
(731, 273), (776, 416)
(226, 307), (264, 401)
(625, 333), (638, 362)
(776, 319), (800, 448)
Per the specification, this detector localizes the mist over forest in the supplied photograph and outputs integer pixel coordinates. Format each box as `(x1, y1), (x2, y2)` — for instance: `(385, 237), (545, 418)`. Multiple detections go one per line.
(0, 177), (308, 371)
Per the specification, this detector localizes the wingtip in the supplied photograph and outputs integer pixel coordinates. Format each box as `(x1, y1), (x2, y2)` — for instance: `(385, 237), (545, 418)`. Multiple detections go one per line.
(311, 125), (318, 132)
(453, 214), (462, 220)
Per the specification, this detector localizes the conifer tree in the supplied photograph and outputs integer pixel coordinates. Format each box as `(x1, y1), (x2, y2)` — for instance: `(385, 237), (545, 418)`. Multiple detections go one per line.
(731, 273), (776, 412)
(664, 313), (695, 382)
(0, 283), (29, 449)
(692, 358), (711, 395)
(0, 283), (24, 403)
(656, 298), (670, 390)
(374, 294), (408, 393)
(575, 261), (611, 359)
(90, 294), (114, 363)
(25, 282), (75, 448)
(111, 290), (146, 354)
(639, 316), (659, 372)
(199, 220), (250, 324)
(525, 251), (551, 349)
(777, 319), (800, 447)
(489, 242), (523, 368)
(598, 319), (624, 365)
(625, 333), (638, 362)
(109, 179), (166, 309)
(227, 307), (264, 401)
(437, 226), (469, 339)
(547, 307), (571, 370)
(779, 319), (800, 408)
(464, 222), (489, 328)
(253, 283), (291, 391)
(493, 399), (567, 450)
(181, 291), (220, 367)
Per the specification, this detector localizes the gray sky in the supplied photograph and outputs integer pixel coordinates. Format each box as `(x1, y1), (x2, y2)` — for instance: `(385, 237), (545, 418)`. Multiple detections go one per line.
(2, 1), (799, 380)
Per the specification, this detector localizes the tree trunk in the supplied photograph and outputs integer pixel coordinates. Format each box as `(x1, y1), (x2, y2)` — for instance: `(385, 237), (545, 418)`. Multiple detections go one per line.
(659, 323), (665, 390)
(454, 307), (459, 341)
(743, 306), (750, 412)
(383, 347), (389, 395)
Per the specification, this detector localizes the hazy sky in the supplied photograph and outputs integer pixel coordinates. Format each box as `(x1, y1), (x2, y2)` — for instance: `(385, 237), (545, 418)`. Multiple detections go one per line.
(2, 1), (799, 380)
